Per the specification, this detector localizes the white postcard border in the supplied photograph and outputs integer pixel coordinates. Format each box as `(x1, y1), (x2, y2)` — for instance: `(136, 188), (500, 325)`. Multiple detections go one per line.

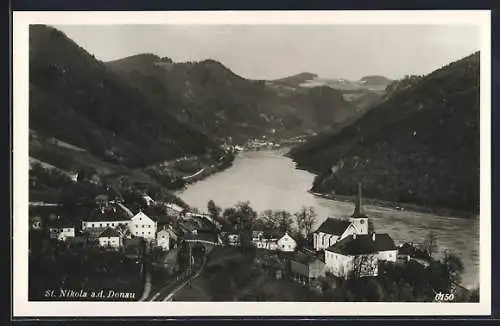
(12, 10), (492, 317)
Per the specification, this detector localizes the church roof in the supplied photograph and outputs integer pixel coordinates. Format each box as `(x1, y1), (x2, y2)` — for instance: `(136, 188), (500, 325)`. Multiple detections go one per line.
(326, 233), (396, 256)
(315, 218), (352, 235)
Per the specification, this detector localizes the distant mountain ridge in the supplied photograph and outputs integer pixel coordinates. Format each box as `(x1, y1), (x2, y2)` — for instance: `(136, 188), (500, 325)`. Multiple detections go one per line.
(289, 52), (480, 212)
(107, 56), (364, 143)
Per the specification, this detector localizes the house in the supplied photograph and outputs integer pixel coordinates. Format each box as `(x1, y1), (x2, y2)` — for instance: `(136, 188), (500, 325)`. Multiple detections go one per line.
(95, 194), (109, 207)
(290, 250), (327, 283)
(156, 226), (178, 251)
(89, 173), (102, 185)
(143, 195), (155, 206)
(254, 238), (278, 250)
(374, 233), (398, 262)
(129, 211), (157, 240)
(227, 234), (240, 246)
(30, 215), (43, 230)
(81, 204), (132, 230)
(48, 218), (76, 241)
(165, 203), (185, 217)
(98, 227), (123, 248)
(277, 232), (297, 252)
(324, 232), (397, 279)
(313, 183), (369, 251)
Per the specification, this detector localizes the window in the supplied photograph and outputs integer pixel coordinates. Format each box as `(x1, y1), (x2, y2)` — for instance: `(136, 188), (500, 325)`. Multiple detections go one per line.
(107, 223), (110, 227)
(111, 223), (115, 227)
(100, 223), (103, 227)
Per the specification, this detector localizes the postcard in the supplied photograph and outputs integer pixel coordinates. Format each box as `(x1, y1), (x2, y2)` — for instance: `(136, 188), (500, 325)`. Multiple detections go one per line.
(12, 10), (491, 317)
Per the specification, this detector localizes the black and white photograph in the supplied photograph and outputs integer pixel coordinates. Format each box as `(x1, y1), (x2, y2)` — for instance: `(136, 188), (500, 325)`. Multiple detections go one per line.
(13, 10), (491, 317)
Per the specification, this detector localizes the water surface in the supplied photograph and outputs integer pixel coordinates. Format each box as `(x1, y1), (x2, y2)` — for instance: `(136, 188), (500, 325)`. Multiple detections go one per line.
(176, 149), (480, 288)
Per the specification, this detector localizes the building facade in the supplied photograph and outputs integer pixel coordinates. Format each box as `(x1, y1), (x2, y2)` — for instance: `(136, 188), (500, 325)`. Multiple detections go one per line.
(98, 227), (123, 248)
(325, 233), (397, 278)
(277, 232), (297, 252)
(129, 211), (157, 240)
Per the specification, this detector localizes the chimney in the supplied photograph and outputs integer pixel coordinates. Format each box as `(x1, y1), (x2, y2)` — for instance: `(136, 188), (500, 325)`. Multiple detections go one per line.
(353, 182), (364, 217)
(372, 233), (376, 241)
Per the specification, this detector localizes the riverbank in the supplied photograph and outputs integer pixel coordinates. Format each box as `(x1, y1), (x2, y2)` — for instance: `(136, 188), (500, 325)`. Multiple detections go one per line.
(309, 190), (477, 219)
(182, 157), (234, 185)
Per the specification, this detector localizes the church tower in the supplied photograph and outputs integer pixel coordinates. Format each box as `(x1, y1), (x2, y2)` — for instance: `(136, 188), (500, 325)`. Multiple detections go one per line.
(350, 182), (369, 234)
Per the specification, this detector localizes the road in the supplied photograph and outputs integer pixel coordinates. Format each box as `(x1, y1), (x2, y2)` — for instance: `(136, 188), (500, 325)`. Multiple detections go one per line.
(146, 253), (206, 301)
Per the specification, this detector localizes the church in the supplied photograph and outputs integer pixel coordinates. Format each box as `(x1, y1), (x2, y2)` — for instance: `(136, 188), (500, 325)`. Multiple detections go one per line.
(312, 183), (398, 278)
(313, 183), (369, 251)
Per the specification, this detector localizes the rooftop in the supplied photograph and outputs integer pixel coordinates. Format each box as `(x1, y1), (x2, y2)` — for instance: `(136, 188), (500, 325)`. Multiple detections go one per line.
(85, 204), (133, 222)
(315, 218), (352, 235)
(99, 227), (122, 238)
(326, 233), (396, 256)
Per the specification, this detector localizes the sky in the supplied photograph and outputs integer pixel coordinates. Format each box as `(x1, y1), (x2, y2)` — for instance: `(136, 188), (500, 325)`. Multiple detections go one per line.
(53, 24), (480, 81)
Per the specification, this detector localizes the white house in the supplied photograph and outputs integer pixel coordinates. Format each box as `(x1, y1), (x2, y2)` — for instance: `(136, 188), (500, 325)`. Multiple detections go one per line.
(227, 234), (240, 246)
(98, 227), (123, 248)
(129, 211), (157, 240)
(143, 195), (155, 206)
(277, 232), (297, 252)
(324, 233), (397, 279)
(48, 219), (76, 241)
(156, 229), (171, 250)
(156, 226), (178, 251)
(254, 238), (279, 250)
(313, 183), (369, 251)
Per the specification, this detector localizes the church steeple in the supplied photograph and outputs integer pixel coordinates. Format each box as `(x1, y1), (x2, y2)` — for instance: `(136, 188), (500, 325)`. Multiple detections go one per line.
(350, 182), (369, 234)
(352, 182), (365, 218)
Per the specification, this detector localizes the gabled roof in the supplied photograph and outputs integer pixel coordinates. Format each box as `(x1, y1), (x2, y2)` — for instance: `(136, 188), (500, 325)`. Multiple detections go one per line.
(132, 211), (154, 222)
(99, 227), (121, 238)
(278, 232), (296, 242)
(85, 203), (132, 222)
(315, 218), (352, 236)
(326, 233), (397, 256)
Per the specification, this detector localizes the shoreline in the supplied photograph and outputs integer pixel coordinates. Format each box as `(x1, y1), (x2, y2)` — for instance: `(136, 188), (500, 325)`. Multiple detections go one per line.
(309, 190), (477, 219)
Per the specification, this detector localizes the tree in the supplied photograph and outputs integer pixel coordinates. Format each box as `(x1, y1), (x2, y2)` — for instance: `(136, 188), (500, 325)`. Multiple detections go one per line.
(442, 250), (465, 286)
(422, 232), (438, 258)
(207, 200), (222, 220)
(235, 201), (257, 252)
(295, 206), (317, 238)
(273, 210), (294, 234)
(351, 254), (378, 279)
(222, 207), (238, 229)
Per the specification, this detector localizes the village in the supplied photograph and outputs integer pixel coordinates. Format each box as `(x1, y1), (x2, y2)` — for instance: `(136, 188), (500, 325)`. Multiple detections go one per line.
(29, 171), (473, 303)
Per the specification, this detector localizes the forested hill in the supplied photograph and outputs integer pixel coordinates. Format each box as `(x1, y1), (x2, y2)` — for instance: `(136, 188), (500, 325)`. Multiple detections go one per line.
(107, 55), (361, 143)
(289, 52), (480, 212)
(29, 25), (222, 168)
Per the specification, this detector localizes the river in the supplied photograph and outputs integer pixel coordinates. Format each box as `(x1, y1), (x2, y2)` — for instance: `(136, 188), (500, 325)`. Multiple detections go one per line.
(175, 149), (479, 289)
